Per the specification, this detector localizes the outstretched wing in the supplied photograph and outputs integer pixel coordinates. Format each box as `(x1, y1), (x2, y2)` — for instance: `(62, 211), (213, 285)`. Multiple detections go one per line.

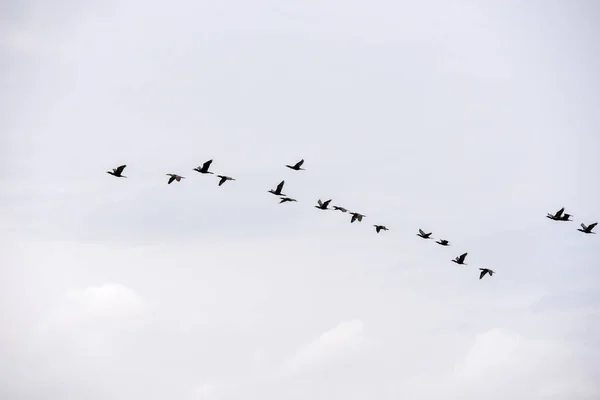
(419, 229), (426, 236)
(459, 253), (468, 263)
(202, 159), (213, 170)
(276, 180), (285, 192)
(323, 199), (332, 208)
(218, 176), (226, 186)
(581, 223), (587, 229)
(554, 207), (564, 218)
(294, 159), (304, 168)
(479, 269), (486, 279)
(168, 175), (175, 184)
(588, 222), (598, 230)
(115, 165), (126, 175)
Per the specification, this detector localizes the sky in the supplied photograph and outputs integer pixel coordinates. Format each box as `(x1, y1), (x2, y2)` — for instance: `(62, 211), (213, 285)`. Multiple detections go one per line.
(1, 0), (600, 399)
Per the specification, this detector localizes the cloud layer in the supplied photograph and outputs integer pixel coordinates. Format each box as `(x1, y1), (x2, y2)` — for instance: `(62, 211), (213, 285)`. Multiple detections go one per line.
(2, 0), (600, 399)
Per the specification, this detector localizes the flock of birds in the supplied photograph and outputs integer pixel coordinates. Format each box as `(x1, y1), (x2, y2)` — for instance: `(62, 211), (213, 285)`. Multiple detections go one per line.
(107, 160), (597, 280)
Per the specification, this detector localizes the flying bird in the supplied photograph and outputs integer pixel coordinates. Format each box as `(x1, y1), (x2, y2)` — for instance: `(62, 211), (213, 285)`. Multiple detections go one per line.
(268, 180), (286, 196)
(479, 268), (495, 280)
(436, 239), (450, 246)
(279, 197), (297, 204)
(374, 225), (388, 233)
(452, 252), (468, 265)
(417, 229), (432, 239)
(285, 159), (305, 171)
(546, 207), (570, 221)
(350, 212), (366, 223)
(578, 222), (597, 234)
(166, 174), (185, 184)
(194, 160), (214, 174)
(107, 165), (127, 178)
(315, 199), (332, 210)
(332, 206), (348, 213)
(559, 213), (573, 221)
(216, 175), (235, 186)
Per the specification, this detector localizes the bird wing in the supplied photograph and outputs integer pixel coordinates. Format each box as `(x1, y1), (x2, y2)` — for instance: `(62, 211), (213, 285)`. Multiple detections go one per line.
(479, 269), (486, 279)
(202, 159), (213, 170)
(323, 199), (332, 207)
(554, 207), (564, 218)
(588, 222), (598, 230)
(218, 176), (226, 186)
(459, 253), (467, 263)
(294, 159), (304, 168)
(419, 229), (426, 235)
(115, 165), (126, 174)
(581, 223), (587, 229)
(168, 176), (175, 184)
(317, 199), (323, 206)
(276, 181), (285, 192)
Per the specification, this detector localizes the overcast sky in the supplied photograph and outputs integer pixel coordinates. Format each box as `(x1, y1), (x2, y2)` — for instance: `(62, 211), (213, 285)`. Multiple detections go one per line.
(1, 0), (600, 399)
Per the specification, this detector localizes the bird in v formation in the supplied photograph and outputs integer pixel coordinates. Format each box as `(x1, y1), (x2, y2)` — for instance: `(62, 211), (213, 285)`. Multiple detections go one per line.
(106, 163), (596, 281)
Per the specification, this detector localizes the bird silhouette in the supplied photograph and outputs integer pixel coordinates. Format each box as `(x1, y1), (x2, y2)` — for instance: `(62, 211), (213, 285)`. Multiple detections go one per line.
(107, 165), (127, 178)
(268, 180), (286, 196)
(216, 175), (235, 186)
(279, 197), (297, 204)
(417, 229), (432, 239)
(194, 160), (214, 174)
(578, 222), (597, 234)
(546, 207), (571, 221)
(436, 239), (450, 246)
(166, 174), (185, 184)
(559, 213), (573, 221)
(285, 159), (305, 171)
(350, 212), (365, 223)
(452, 252), (468, 265)
(374, 225), (388, 233)
(315, 199), (332, 210)
(479, 268), (495, 279)
(332, 206), (348, 213)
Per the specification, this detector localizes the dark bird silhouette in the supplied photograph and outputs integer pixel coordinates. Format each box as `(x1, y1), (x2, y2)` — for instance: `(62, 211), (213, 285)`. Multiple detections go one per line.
(332, 206), (348, 213)
(479, 268), (495, 279)
(350, 212), (366, 223)
(578, 222), (597, 234)
(559, 213), (573, 221)
(436, 239), (450, 246)
(546, 207), (571, 221)
(374, 225), (388, 233)
(166, 174), (185, 184)
(268, 180), (286, 196)
(107, 165), (127, 178)
(285, 159), (305, 171)
(452, 252), (468, 265)
(417, 229), (432, 239)
(279, 197), (297, 204)
(216, 175), (235, 186)
(194, 160), (214, 174)
(315, 199), (332, 210)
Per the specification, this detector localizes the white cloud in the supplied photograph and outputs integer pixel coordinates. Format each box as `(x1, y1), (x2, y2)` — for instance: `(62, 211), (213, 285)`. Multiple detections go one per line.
(454, 328), (521, 379)
(190, 382), (222, 400)
(48, 282), (145, 327)
(1, 0), (599, 399)
(280, 319), (364, 376)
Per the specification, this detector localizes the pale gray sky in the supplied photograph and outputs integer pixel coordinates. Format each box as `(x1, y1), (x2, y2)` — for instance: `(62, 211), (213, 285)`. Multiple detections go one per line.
(1, 1), (600, 399)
